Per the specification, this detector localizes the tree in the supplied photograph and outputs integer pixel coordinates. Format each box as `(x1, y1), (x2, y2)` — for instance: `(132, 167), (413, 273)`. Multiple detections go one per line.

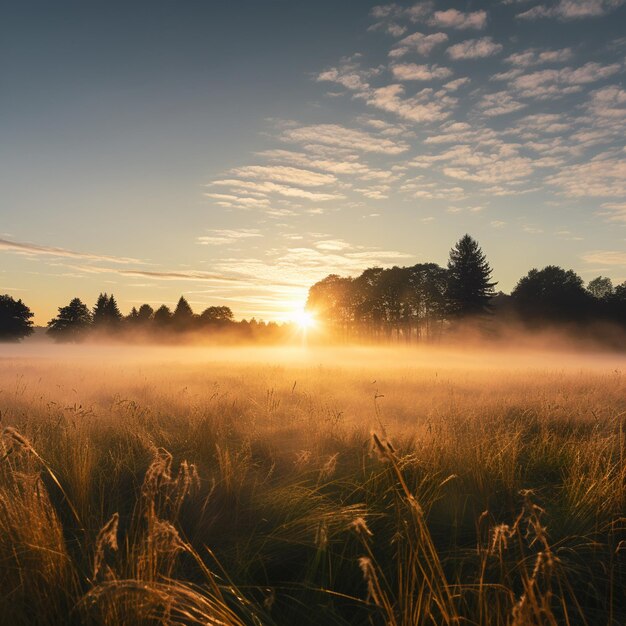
(512, 266), (592, 323)
(47, 298), (92, 342)
(172, 296), (194, 330)
(93, 293), (122, 330)
(0, 294), (34, 342)
(153, 305), (172, 327)
(587, 276), (613, 300)
(137, 304), (154, 323)
(446, 235), (497, 317)
(199, 306), (234, 324)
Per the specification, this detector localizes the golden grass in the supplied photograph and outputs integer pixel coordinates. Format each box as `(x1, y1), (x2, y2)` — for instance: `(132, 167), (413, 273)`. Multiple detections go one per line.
(0, 344), (625, 624)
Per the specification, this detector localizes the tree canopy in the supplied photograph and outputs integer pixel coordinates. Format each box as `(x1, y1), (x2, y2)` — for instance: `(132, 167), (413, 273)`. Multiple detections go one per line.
(0, 294), (34, 342)
(47, 298), (92, 342)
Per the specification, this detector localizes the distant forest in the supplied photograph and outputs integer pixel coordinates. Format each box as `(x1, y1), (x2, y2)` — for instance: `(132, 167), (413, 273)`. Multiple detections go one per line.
(1, 235), (625, 345)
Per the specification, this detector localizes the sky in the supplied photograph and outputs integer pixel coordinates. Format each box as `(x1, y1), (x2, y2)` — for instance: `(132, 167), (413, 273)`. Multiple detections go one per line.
(1, 0), (625, 324)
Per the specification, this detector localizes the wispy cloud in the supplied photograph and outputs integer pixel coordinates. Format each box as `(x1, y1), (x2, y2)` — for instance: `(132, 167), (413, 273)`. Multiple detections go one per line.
(582, 250), (626, 265)
(510, 62), (621, 99)
(389, 32), (449, 58)
(430, 9), (488, 29)
(596, 202), (626, 221)
(196, 229), (262, 246)
(280, 123), (409, 154)
(518, 0), (625, 20)
(505, 47), (573, 67)
(447, 37), (503, 60)
(0, 238), (143, 265)
(229, 165), (337, 187)
(363, 84), (455, 122)
(211, 179), (344, 201)
(390, 63), (453, 80)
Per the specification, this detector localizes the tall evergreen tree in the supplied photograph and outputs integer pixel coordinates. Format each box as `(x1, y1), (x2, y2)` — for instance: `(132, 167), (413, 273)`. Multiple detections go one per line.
(93, 292), (122, 329)
(105, 294), (123, 324)
(92, 293), (110, 327)
(173, 296), (194, 330)
(446, 235), (497, 317)
(47, 298), (92, 342)
(0, 294), (34, 342)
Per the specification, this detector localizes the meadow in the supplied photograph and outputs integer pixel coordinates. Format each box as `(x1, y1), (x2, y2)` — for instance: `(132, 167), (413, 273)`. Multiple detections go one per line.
(1, 344), (625, 625)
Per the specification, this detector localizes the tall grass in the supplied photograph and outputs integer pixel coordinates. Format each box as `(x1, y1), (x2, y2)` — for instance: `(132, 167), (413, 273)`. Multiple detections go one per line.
(0, 345), (624, 624)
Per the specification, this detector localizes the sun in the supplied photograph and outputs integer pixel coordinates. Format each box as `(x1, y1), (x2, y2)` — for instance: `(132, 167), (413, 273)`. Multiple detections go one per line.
(292, 309), (316, 331)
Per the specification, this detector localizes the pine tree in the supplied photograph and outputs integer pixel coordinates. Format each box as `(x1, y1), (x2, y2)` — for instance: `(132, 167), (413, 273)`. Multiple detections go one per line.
(173, 296), (194, 330)
(92, 293), (109, 327)
(93, 292), (122, 329)
(447, 235), (497, 317)
(105, 294), (123, 324)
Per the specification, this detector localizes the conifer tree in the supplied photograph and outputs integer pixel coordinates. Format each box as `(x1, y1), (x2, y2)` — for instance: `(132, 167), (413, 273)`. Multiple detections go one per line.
(446, 235), (497, 317)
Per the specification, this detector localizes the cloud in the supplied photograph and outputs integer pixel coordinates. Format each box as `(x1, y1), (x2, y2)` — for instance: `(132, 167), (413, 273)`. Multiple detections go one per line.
(546, 155), (626, 196)
(410, 142), (537, 185)
(211, 179), (343, 201)
(281, 123), (409, 154)
(511, 62), (621, 98)
(316, 56), (379, 92)
(447, 37), (503, 60)
(0, 238), (142, 264)
(582, 250), (626, 265)
(257, 149), (399, 181)
(505, 47), (573, 67)
(430, 9), (488, 29)
(443, 77), (471, 91)
(389, 31), (449, 58)
(478, 91), (527, 116)
(597, 202), (626, 221)
(363, 84), (455, 122)
(229, 165), (337, 187)
(390, 63), (453, 80)
(212, 244), (415, 292)
(371, 2), (434, 22)
(518, 0), (625, 20)
(203, 193), (271, 209)
(196, 229), (262, 246)
(587, 85), (626, 118)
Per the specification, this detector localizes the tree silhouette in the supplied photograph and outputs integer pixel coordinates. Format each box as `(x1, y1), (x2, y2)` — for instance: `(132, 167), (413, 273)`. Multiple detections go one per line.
(587, 276), (613, 300)
(0, 294), (34, 342)
(137, 304), (154, 323)
(153, 305), (172, 327)
(512, 266), (591, 323)
(47, 298), (92, 342)
(199, 306), (234, 324)
(172, 296), (194, 330)
(446, 235), (496, 317)
(93, 293), (122, 329)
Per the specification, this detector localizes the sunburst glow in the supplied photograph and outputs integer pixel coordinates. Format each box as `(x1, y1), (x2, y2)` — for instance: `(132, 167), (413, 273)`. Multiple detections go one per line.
(293, 309), (316, 330)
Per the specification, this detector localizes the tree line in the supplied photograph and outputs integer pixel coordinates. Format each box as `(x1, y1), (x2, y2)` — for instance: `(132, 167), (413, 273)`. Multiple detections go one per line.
(305, 234), (626, 341)
(1, 234), (625, 344)
(0, 293), (287, 343)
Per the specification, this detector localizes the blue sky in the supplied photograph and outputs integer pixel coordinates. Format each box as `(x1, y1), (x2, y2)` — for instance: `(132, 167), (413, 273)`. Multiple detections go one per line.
(1, 0), (625, 323)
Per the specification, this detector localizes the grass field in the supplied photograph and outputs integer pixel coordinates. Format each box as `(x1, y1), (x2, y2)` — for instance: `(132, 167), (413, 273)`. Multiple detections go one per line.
(1, 344), (626, 625)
